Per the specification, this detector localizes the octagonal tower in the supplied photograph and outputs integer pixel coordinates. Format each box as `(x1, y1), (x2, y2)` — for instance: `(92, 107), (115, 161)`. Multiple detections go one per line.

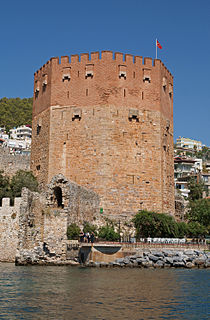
(31, 51), (174, 216)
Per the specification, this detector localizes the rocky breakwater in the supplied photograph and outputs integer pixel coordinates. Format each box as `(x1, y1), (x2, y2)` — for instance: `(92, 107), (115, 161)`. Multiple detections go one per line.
(86, 249), (210, 269)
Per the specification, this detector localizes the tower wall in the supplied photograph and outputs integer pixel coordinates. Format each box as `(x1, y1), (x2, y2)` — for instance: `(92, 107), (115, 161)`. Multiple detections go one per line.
(31, 51), (174, 215)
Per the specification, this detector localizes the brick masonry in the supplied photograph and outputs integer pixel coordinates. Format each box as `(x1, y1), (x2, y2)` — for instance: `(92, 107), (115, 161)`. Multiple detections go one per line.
(31, 51), (174, 216)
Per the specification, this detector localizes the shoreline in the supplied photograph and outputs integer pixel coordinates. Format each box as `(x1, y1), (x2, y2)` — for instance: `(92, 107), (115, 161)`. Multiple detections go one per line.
(7, 247), (209, 269)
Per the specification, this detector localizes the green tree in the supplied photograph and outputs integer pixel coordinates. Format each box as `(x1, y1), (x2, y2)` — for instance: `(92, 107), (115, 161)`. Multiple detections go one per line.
(0, 171), (11, 203)
(187, 222), (207, 237)
(188, 177), (205, 201)
(10, 170), (38, 198)
(187, 198), (210, 228)
(67, 223), (80, 240)
(0, 97), (32, 131)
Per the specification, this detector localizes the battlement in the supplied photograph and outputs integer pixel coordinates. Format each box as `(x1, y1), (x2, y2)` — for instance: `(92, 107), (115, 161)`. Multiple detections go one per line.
(0, 197), (22, 209)
(34, 51), (173, 80)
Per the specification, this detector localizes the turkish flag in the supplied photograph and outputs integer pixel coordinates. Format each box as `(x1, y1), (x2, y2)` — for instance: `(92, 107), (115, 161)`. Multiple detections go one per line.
(156, 40), (162, 49)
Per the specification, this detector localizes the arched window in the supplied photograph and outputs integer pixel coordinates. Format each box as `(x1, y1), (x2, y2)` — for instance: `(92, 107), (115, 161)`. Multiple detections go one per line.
(53, 186), (63, 208)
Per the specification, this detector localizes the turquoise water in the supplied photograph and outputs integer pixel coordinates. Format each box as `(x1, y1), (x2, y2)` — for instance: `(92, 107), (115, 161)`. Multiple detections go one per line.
(0, 264), (209, 320)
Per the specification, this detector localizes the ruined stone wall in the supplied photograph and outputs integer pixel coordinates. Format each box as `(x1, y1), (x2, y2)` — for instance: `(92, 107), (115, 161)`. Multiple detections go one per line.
(0, 147), (30, 176)
(46, 174), (100, 226)
(16, 176), (100, 264)
(0, 197), (21, 262)
(16, 188), (68, 264)
(31, 51), (174, 216)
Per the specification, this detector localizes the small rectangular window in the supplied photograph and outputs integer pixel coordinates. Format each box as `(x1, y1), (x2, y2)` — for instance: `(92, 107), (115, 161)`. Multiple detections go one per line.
(62, 67), (71, 82)
(85, 64), (94, 78)
(37, 125), (41, 135)
(72, 108), (82, 121)
(119, 65), (127, 79)
(143, 68), (151, 83)
(35, 80), (40, 98)
(128, 109), (139, 122)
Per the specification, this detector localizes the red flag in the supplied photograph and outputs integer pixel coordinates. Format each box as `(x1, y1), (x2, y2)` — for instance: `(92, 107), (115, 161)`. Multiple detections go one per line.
(156, 40), (162, 49)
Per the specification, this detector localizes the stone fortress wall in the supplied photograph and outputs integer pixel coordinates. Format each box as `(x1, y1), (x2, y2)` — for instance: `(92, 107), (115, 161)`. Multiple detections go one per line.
(0, 175), (208, 265)
(0, 175), (100, 263)
(0, 197), (21, 261)
(0, 146), (30, 175)
(31, 51), (175, 217)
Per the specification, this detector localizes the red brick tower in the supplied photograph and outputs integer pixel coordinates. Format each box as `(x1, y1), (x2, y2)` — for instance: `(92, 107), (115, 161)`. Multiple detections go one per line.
(31, 51), (174, 216)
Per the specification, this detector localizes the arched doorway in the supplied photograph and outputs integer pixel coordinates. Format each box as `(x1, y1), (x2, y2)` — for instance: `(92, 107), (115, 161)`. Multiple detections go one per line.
(53, 186), (63, 208)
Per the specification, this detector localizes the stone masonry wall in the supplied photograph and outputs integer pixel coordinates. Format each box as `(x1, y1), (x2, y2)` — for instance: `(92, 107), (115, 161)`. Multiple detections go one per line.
(0, 174), (100, 264)
(16, 176), (100, 265)
(46, 174), (101, 226)
(0, 146), (30, 176)
(31, 51), (174, 216)
(0, 197), (21, 262)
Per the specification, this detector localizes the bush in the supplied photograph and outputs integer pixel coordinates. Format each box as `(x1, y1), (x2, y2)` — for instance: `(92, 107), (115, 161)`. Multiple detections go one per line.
(98, 224), (120, 241)
(177, 222), (189, 238)
(133, 210), (179, 238)
(0, 171), (10, 203)
(83, 221), (98, 236)
(187, 222), (207, 237)
(10, 170), (38, 198)
(67, 223), (80, 240)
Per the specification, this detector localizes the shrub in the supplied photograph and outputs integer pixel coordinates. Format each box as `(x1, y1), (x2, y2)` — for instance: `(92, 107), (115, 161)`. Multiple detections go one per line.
(187, 222), (207, 237)
(133, 210), (179, 238)
(98, 224), (119, 241)
(177, 221), (189, 238)
(10, 170), (38, 197)
(83, 221), (98, 236)
(67, 223), (80, 240)
(0, 171), (10, 203)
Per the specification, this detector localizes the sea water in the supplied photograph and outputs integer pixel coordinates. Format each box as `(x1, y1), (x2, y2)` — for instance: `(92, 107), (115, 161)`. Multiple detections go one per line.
(0, 264), (209, 319)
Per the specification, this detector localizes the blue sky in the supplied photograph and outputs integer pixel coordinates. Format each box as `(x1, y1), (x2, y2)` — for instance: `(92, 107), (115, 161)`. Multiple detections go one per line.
(0, 0), (209, 145)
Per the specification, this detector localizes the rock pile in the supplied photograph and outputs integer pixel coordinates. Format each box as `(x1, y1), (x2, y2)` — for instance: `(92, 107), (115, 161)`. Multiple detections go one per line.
(86, 249), (210, 269)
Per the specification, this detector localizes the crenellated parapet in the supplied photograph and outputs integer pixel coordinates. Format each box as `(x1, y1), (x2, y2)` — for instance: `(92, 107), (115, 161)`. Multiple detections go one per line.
(34, 51), (173, 79)
(33, 51), (173, 119)
(0, 197), (22, 214)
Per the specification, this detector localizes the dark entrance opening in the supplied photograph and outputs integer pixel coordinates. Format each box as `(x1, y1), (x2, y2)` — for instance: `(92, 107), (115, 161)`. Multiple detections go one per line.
(53, 186), (63, 208)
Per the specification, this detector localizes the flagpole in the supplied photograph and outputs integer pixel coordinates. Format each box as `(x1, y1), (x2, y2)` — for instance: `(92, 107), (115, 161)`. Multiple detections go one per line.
(156, 38), (157, 59)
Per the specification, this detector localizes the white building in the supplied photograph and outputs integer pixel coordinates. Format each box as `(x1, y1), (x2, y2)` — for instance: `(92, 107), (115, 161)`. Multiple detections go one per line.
(176, 137), (202, 151)
(3, 138), (31, 152)
(9, 125), (32, 141)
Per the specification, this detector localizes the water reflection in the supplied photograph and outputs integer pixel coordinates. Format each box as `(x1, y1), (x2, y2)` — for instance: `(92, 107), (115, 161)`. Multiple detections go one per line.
(0, 264), (209, 319)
